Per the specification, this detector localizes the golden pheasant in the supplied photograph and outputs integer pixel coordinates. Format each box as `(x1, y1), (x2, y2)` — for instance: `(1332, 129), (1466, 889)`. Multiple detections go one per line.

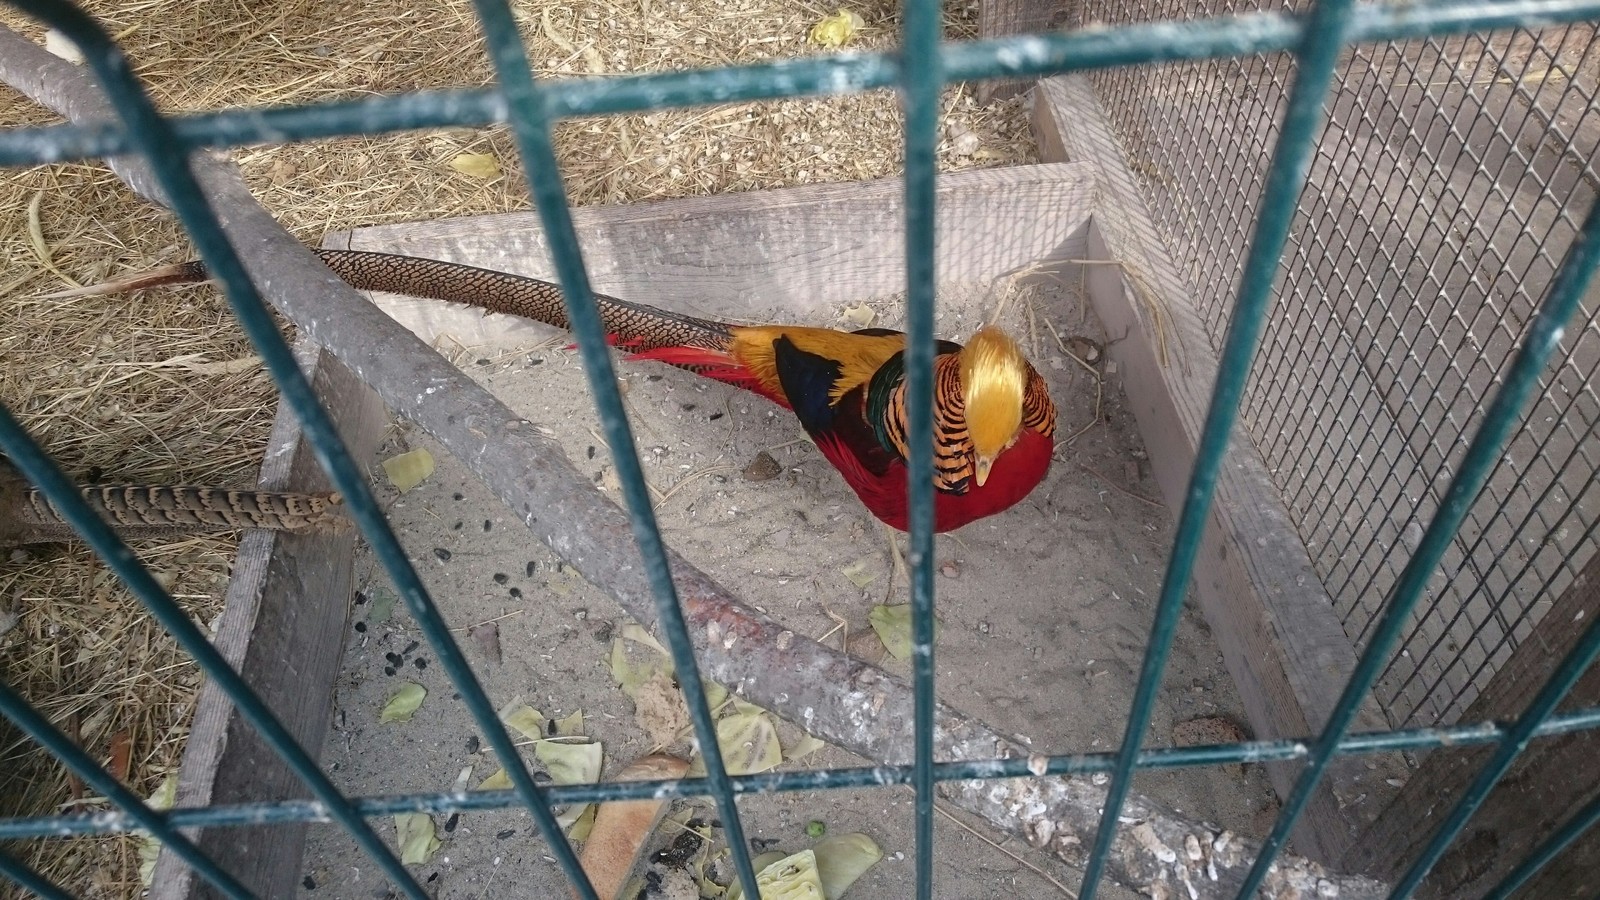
(54, 250), (1057, 532)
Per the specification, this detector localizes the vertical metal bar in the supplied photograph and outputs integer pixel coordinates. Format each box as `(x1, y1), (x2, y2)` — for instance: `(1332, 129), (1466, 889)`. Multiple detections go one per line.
(1237, 187), (1600, 900)
(1076, 0), (1357, 896)
(0, 848), (76, 900)
(1485, 789), (1600, 900)
(0, 679), (254, 899)
(901, 0), (942, 893)
(9, 4), (573, 898)
(462, 3), (761, 898)
(1384, 206), (1600, 900)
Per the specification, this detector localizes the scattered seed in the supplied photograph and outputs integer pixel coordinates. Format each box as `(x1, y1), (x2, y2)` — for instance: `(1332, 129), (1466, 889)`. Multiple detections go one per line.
(452, 492), (465, 501)
(526, 561), (538, 577)
(709, 412), (725, 421)
(483, 519), (493, 532)
(434, 547), (453, 561)
(444, 813), (460, 833)
(403, 641), (419, 655)
(509, 587), (523, 598)
(466, 736), (481, 754)
(354, 621), (367, 633)
(493, 573), (509, 585)
(496, 829), (517, 840)
(302, 875), (317, 890)
(414, 658), (428, 670)
(383, 666), (396, 677)
(353, 591), (367, 605)
(586, 446), (596, 459)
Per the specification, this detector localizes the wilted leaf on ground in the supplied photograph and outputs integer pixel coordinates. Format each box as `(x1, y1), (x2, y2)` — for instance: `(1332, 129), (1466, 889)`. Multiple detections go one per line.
(395, 813), (442, 864)
(554, 709), (585, 736)
(620, 622), (669, 656)
(841, 558), (876, 588)
(381, 448), (434, 492)
(728, 851), (792, 900)
(449, 152), (502, 179)
(502, 704), (546, 740)
(536, 738), (603, 785)
(367, 586), (398, 624)
(536, 739), (604, 828)
(137, 774), (178, 886)
(756, 849), (825, 900)
(808, 9), (864, 48)
(714, 706), (782, 775)
(814, 832), (883, 897)
(380, 682), (426, 723)
(568, 801), (597, 842)
(840, 302), (875, 327)
(476, 768), (512, 791)
(784, 733), (826, 762)
(868, 604), (939, 661)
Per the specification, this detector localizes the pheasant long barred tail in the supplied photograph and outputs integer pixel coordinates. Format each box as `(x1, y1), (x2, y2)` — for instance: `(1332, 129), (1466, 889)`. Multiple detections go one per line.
(20, 485), (346, 533)
(312, 249), (734, 354)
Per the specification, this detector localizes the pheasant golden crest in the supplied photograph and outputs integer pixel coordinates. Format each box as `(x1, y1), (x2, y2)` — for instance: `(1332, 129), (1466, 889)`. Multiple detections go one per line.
(66, 250), (1058, 532)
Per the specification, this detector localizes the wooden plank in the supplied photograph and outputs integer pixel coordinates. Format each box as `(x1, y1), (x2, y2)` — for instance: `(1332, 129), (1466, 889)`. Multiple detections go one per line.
(150, 341), (387, 900)
(1346, 549), (1600, 896)
(1034, 74), (1407, 864)
(331, 162), (1095, 349)
(976, 0), (1063, 101)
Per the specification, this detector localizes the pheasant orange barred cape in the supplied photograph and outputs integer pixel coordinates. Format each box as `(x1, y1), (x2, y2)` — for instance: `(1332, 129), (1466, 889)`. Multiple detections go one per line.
(61, 249), (1058, 533)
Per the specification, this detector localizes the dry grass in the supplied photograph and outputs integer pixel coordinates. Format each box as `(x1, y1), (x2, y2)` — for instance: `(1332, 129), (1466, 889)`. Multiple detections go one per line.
(0, 0), (1036, 895)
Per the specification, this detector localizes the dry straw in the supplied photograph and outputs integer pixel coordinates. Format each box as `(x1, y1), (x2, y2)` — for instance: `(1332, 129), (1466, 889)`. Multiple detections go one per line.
(0, 0), (1035, 894)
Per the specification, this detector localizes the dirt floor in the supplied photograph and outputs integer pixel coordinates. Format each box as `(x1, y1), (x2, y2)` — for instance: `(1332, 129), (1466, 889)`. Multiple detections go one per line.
(297, 278), (1278, 898)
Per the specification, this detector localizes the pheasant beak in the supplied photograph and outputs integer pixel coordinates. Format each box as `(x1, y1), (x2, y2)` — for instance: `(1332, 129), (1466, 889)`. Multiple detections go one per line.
(974, 454), (995, 487)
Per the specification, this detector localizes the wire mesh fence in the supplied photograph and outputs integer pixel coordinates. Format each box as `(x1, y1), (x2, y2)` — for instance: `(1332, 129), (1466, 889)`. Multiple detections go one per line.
(4, 0), (1600, 897)
(1079, 0), (1600, 729)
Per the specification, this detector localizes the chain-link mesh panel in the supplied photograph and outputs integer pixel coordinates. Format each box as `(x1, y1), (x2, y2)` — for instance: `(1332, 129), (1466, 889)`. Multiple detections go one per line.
(1080, 0), (1600, 727)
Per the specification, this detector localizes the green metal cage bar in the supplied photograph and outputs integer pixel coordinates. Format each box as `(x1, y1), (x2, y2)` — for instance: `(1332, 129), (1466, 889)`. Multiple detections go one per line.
(1078, 0), (1359, 893)
(5, 0), (1600, 168)
(2, 0), (1600, 896)
(0, 850), (73, 900)
(8, 705), (1600, 841)
(466, 0), (761, 895)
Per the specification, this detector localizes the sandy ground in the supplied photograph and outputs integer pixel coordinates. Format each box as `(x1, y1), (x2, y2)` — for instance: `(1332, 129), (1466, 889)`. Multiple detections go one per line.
(297, 278), (1278, 898)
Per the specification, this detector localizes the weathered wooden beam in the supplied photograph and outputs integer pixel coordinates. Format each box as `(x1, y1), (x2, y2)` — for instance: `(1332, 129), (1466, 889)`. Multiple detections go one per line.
(1346, 550), (1600, 897)
(333, 162), (1094, 348)
(145, 342), (386, 900)
(1032, 73), (1407, 865)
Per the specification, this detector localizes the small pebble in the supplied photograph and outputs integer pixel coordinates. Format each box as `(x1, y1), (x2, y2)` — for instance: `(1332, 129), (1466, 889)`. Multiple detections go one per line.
(978, 620), (990, 634)
(353, 591), (367, 605)
(574, 608), (588, 621)
(302, 875), (317, 890)
(939, 561), (960, 578)
(434, 547), (453, 561)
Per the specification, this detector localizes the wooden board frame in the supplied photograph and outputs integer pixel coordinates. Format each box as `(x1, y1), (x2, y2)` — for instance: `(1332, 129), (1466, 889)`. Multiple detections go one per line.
(153, 163), (1093, 896)
(1033, 74), (1407, 864)
(151, 341), (387, 900)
